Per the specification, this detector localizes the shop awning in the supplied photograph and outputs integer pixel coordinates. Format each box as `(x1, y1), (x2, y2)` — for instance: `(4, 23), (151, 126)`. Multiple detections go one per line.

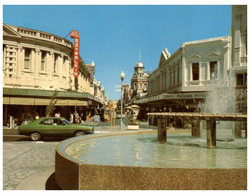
(3, 97), (88, 106)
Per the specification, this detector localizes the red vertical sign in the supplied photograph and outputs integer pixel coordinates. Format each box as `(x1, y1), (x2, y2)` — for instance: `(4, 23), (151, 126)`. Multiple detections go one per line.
(70, 30), (80, 78)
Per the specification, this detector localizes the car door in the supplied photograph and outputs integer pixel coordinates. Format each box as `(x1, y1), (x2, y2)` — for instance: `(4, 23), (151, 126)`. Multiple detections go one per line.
(38, 118), (54, 135)
(52, 118), (72, 136)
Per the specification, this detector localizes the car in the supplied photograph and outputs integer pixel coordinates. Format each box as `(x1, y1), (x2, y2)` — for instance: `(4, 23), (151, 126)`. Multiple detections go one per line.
(18, 117), (95, 141)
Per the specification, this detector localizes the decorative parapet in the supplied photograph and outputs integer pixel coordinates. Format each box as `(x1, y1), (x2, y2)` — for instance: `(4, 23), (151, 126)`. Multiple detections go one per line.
(9, 25), (73, 49)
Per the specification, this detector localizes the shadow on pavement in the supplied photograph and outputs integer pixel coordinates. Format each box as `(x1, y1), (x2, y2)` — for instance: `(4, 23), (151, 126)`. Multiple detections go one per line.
(45, 172), (62, 190)
(3, 135), (73, 142)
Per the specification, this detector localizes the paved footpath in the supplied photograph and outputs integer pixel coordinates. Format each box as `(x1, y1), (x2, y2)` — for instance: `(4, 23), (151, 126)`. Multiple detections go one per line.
(3, 141), (59, 190)
(3, 125), (156, 190)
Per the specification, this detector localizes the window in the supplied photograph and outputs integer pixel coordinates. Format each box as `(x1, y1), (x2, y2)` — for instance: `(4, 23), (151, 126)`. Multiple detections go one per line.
(53, 119), (63, 125)
(40, 118), (53, 125)
(192, 63), (199, 80)
(134, 83), (137, 90)
(140, 83), (142, 89)
(169, 71), (172, 86)
(54, 54), (59, 73)
(177, 67), (180, 84)
(144, 83), (147, 91)
(236, 73), (247, 86)
(41, 51), (47, 71)
(24, 48), (31, 69)
(173, 69), (176, 85)
(210, 61), (218, 80)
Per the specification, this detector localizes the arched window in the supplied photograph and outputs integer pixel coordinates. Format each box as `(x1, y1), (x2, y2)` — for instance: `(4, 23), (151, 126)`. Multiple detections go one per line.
(134, 82), (137, 90)
(140, 83), (142, 89)
(144, 83), (147, 91)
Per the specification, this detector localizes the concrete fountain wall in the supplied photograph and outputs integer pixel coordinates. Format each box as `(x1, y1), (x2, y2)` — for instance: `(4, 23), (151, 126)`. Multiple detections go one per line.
(55, 132), (247, 190)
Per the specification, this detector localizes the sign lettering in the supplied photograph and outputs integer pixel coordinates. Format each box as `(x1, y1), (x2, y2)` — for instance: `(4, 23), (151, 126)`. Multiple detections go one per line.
(70, 30), (80, 78)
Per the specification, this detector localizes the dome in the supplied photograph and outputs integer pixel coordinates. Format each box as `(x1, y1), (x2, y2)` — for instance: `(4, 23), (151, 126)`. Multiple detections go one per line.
(135, 61), (144, 67)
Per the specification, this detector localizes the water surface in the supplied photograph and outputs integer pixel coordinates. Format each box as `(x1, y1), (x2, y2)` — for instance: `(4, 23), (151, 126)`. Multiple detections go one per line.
(65, 131), (247, 168)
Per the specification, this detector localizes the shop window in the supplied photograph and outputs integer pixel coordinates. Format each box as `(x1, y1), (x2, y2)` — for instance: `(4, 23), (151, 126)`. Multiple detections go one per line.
(24, 48), (31, 69)
(192, 63), (199, 81)
(210, 61), (218, 79)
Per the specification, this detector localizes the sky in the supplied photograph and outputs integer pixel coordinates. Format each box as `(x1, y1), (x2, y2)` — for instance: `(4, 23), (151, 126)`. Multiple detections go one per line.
(2, 4), (232, 100)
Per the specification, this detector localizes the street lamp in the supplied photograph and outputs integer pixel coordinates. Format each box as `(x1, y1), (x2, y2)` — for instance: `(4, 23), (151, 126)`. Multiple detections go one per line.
(120, 71), (125, 130)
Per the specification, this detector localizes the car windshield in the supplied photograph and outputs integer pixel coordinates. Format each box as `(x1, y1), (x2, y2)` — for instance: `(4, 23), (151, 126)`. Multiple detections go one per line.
(63, 119), (71, 125)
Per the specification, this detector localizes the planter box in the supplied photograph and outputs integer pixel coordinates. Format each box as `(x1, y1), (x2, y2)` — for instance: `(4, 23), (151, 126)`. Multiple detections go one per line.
(127, 125), (139, 130)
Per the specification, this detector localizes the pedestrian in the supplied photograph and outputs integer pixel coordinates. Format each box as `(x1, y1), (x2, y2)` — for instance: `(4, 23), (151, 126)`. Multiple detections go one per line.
(74, 111), (79, 124)
(55, 111), (60, 117)
(35, 112), (39, 120)
(70, 112), (74, 123)
(80, 113), (84, 123)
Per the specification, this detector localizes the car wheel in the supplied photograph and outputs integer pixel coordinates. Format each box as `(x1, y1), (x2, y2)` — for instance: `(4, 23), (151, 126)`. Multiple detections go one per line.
(30, 132), (41, 141)
(75, 131), (86, 137)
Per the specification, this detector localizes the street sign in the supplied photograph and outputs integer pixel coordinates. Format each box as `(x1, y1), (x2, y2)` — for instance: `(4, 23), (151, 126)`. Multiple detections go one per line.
(115, 85), (121, 88)
(116, 89), (121, 92)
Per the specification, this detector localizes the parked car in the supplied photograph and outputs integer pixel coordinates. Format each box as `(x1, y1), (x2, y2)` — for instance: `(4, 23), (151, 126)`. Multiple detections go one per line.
(18, 117), (95, 141)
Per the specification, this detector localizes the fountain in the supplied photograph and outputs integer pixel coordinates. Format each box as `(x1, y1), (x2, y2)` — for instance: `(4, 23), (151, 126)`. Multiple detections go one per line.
(55, 128), (246, 190)
(55, 71), (246, 190)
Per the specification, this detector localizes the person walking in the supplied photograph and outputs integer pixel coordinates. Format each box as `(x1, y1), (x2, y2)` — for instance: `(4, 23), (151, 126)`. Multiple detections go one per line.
(74, 111), (79, 124)
(70, 112), (74, 123)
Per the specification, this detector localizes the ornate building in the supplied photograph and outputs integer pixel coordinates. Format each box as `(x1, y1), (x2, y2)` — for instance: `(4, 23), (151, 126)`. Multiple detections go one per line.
(134, 36), (232, 120)
(130, 60), (149, 100)
(3, 23), (106, 125)
(134, 5), (247, 121)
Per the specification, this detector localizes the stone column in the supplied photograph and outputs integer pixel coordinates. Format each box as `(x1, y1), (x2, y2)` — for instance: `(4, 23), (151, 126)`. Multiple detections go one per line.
(19, 46), (24, 70)
(158, 117), (167, 142)
(59, 54), (64, 80)
(35, 48), (40, 83)
(49, 51), (54, 82)
(234, 121), (241, 138)
(191, 120), (201, 137)
(207, 120), (216, 148)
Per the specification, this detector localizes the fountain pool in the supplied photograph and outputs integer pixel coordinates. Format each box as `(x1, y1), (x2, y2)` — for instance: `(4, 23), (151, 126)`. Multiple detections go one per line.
(55, 131), (247, 190)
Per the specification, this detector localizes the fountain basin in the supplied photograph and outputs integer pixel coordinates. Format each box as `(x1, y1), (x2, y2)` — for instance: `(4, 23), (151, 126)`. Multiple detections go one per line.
(55, 131), (247, 190)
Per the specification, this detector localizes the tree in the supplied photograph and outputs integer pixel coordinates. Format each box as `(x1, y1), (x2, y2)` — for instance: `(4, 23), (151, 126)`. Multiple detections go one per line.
(45, 91), (58, 117)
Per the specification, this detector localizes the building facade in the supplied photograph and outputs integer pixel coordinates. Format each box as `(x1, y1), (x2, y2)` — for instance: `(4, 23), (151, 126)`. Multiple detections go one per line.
(232, 5), (247, 113)
(3, 23), (105, 125)
(130, 60), (149, 100)
(134, 36), (232, 121)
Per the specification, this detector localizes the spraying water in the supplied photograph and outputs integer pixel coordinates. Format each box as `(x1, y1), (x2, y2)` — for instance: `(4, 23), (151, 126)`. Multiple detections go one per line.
(198, 70), (237, 132)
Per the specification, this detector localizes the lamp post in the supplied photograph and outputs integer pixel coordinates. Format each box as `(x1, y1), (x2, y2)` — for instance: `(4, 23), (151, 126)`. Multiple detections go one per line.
(120, 71), (125, 130)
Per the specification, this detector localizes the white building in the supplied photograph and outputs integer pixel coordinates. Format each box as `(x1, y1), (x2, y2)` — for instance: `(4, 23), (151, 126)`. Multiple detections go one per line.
(135, 36), (232, 115)
(3, 23), (105, 124)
